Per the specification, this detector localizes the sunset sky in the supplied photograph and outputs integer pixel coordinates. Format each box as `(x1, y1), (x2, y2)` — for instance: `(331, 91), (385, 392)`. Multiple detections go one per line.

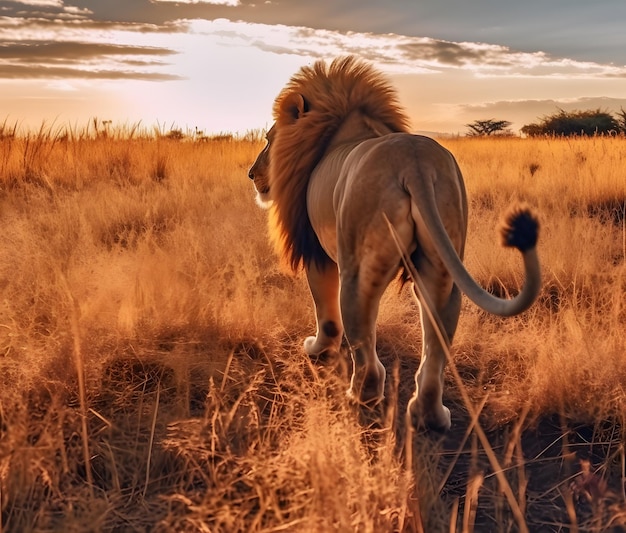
(1, 0), (626, 135)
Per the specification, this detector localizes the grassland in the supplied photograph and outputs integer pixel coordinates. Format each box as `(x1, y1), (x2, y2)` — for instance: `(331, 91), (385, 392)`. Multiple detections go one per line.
(0, 123), (624, 532)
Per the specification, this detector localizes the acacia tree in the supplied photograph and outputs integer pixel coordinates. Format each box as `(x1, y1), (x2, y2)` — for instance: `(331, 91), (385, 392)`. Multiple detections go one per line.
(465, 119), (513, 136)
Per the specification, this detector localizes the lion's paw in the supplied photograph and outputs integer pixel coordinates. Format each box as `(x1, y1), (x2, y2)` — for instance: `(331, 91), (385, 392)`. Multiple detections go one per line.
(303, 336), (319, 355)
(304, 336), (340, 358)
(346, 360), (386, 406)
(407, 396), (451, 433)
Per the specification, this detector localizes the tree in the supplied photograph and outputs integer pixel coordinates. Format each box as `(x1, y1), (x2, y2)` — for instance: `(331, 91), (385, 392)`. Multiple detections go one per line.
(615, 107), (626, 134)
(521, 108), (619, 137)
(465, 119), (513, 137)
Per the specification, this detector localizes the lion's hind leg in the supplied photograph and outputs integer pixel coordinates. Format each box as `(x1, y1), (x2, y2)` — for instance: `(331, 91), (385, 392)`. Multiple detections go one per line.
(407, 270), (461, 432)
(339, 240), (404, 406)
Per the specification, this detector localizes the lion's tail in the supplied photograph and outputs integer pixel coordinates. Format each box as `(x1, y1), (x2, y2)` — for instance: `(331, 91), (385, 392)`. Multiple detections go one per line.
(409, 185), (541, 317)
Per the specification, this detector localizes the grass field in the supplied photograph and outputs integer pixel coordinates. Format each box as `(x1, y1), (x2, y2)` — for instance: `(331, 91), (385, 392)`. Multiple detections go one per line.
(0, 123), (624, 531)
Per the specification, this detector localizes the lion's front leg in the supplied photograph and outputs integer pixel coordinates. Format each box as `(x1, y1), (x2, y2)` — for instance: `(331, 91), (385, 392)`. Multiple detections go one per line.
(303, 262), (343, 357)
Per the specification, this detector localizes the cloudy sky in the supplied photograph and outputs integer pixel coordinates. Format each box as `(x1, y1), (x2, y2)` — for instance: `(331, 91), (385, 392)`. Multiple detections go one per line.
(1, 0), (626, 135)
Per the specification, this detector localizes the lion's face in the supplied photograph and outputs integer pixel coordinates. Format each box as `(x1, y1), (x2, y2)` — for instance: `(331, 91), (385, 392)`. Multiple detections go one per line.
(248, 125), (275, 207)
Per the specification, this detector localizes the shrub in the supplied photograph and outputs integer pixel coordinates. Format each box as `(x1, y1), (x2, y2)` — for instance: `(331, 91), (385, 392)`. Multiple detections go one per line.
(522, 109), (619, 137)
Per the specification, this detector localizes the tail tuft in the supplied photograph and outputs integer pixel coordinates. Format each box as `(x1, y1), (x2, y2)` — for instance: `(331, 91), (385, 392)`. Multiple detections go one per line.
(500, 204), (539, 252)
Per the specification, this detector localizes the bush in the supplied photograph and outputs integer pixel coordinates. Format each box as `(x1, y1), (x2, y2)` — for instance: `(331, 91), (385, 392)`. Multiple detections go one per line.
(522, 109), (619, 137)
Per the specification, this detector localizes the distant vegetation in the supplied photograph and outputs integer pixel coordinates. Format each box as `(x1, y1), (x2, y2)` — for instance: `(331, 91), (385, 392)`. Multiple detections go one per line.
(467, 108), (626, 138)
(522, 108), (626, 137)
(465, 119), (513, 137)
(0, 117), (263, 143)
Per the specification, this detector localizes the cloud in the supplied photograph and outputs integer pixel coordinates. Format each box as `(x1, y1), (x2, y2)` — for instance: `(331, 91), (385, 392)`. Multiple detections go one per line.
(1, 0), (92, 19)
(2, 6), (624, 88)
(0, 41), (177, 62)
(45, 80), (78, 91)
(461, 96), (626, 116)
(451, 96), (626, 132)
(0, 63), (182, 80)
(0, 11), (187, 81)
(190, 19), (626, 79)
(399, 40), (491, 67)
(0, 15), (187, 34)
(4, 0), (63, 6)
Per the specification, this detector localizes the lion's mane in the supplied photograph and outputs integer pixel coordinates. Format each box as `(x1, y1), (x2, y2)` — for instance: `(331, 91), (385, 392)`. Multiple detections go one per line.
(269, 56), (411, 271)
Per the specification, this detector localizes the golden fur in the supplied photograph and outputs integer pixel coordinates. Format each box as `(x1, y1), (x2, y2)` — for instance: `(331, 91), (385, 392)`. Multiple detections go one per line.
(249, 56), (541, 431)
(268, 56), (411, 271)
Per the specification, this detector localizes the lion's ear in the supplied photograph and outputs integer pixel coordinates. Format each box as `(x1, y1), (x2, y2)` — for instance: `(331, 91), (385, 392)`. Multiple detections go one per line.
(280, 92), (308, 124)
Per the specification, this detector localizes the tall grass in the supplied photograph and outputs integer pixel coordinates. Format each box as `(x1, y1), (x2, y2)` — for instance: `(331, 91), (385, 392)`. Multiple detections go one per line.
(0, 124), (624, 531)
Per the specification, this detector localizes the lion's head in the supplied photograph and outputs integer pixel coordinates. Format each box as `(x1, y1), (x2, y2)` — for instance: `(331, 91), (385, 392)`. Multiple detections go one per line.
(248, 125), (275, 207)
(248, 56), (410, 271)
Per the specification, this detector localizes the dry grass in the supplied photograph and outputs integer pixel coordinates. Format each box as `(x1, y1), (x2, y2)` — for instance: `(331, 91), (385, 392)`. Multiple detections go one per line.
(0, 125), (624, 532)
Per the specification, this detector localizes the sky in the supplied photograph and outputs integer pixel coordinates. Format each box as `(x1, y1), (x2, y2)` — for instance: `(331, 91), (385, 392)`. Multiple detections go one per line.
(1, 0), (626, 135)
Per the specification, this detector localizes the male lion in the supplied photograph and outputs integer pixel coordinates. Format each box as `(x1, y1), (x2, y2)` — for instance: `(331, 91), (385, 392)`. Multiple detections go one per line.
(248, 56), (541, 431)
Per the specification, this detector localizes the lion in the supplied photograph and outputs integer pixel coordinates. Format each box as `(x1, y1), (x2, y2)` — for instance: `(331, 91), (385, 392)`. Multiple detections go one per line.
(248, 56), (541, 431)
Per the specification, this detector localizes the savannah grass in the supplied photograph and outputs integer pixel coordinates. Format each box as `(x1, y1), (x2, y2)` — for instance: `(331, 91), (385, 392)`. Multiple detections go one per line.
(0, 123), (624, 531)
